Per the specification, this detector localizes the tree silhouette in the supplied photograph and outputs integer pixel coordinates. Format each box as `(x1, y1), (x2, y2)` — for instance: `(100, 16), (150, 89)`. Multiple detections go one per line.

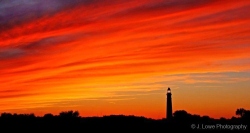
(1, 112), (12, 118)
(0, 109), (249, 131)
(173, 110), (191, 121)
(59, 110), (79, 118)
(44, 113), (54, 118)
(236, 108), (246, 117)
(243, 110), (250, 120)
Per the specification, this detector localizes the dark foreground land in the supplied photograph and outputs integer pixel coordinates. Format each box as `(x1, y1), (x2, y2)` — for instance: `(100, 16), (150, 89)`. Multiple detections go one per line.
(0, 110), (249, 132)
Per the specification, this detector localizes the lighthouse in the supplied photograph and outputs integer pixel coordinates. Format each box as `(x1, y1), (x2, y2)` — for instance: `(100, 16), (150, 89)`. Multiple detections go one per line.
(166, 87), (173, 119)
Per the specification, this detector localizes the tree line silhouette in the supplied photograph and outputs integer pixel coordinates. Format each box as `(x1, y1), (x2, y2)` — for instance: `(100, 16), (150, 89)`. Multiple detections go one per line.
(0, 108), (249, 132)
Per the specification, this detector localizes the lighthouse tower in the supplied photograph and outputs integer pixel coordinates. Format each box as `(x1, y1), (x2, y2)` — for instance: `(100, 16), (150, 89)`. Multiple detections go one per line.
(166, 87), (173, 119)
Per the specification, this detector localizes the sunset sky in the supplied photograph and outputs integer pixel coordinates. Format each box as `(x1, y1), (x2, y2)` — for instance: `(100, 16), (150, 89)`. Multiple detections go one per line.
(1, 0), (250, 119)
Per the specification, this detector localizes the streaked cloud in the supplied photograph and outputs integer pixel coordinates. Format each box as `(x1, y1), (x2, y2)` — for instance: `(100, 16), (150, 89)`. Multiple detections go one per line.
(0, 48), (25, 59)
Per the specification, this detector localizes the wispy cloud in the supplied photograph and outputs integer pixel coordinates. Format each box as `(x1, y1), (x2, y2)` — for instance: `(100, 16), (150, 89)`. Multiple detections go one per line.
(0, 48), (25, 59)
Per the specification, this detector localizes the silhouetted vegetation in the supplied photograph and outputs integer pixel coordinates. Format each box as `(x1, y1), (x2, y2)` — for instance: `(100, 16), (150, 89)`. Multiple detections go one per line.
(0, 109), (249, 132)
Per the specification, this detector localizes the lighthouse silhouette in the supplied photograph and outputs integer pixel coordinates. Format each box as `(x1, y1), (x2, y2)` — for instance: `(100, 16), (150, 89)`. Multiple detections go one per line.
(166, 87), (173, 119)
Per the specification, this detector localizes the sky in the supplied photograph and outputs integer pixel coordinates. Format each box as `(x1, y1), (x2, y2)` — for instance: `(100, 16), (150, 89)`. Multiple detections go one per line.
(0, 0), (250, 119)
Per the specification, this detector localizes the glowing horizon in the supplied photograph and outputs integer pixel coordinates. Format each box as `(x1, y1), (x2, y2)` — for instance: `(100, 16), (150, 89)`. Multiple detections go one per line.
(1, 0), (250, 119)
